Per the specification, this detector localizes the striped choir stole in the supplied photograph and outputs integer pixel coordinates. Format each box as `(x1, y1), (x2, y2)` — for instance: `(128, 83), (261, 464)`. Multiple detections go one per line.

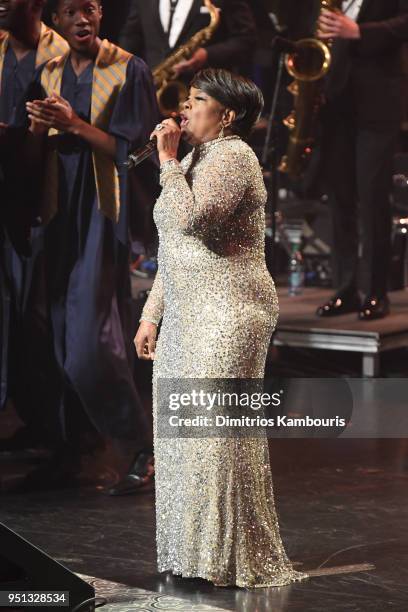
(0, 23), (68, 93)
(40, 39), (132, 224)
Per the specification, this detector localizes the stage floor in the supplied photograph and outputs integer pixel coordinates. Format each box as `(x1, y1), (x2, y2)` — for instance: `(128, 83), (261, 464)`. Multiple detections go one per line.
(1, 438), (408, 611)
(274, 287), (408, 377)
(1, 284), (407, 610)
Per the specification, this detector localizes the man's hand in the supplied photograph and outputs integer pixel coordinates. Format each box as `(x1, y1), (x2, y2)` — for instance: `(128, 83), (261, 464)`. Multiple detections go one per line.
(26, 93), (83, 134)
(173, 47), (208, 77)
(27, 112), (49, 136)
(317, 9), (361, 39)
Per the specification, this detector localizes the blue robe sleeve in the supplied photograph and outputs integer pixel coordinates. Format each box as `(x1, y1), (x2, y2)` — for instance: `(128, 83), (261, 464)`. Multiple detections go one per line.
(10, 65), (45, 130)
(109, 56), (160, 245)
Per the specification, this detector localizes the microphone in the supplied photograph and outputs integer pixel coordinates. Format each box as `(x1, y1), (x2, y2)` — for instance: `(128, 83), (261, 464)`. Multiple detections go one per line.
(126, 115), (182, 169)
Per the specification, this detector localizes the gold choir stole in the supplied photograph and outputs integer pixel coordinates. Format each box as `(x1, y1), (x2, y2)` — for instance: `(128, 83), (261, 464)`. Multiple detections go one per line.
(0, 22), (68, 91)
(40, 39), (132, 224)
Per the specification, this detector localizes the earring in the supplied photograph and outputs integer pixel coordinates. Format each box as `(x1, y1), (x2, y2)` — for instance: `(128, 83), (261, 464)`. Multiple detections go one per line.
(218, 124), (225, 139)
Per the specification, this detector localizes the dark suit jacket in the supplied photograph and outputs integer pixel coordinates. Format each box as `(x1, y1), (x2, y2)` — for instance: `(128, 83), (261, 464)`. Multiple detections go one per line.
(118, 0), (256, 70)
(326, 0), (408, 122)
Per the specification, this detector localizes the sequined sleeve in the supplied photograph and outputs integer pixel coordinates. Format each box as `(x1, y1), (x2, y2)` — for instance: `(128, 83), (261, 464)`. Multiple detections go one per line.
(159, 147), (251, 236)
(139, 268), (164, 325)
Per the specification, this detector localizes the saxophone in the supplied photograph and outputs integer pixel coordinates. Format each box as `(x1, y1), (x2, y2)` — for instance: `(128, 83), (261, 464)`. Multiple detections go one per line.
(279, 0), (343, 179)
(153, 0), (220, 117)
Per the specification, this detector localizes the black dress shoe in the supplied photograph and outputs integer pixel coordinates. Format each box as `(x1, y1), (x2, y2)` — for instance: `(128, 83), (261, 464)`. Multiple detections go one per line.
(107, 451), (154, 496)
(358, 295), (390, 321)
(316, 291), (361, 317)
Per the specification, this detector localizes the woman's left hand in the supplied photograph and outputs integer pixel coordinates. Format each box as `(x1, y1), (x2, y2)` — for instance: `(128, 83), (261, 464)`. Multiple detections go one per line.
(150, 118), (181, 164)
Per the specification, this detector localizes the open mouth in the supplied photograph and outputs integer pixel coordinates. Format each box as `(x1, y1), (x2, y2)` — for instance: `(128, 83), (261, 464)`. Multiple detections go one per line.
(75, 29), (92, 41)
(180, 115), (189, 128)
(0, 5), (9, 18)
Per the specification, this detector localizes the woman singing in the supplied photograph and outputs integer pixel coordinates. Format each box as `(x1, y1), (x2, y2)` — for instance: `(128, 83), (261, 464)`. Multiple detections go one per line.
(134, 68), (309, 588)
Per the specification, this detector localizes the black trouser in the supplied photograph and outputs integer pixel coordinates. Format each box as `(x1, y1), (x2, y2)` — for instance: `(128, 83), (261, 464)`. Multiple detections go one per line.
(321, 106), (399, 298)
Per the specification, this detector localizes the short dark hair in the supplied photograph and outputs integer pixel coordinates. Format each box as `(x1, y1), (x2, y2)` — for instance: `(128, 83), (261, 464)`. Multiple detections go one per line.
(190, 68), (264, 139)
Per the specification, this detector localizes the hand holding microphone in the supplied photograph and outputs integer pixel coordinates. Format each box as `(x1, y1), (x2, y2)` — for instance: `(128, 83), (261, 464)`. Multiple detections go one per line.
(126, 115), (182, 168)
(151, 117), (182, 165)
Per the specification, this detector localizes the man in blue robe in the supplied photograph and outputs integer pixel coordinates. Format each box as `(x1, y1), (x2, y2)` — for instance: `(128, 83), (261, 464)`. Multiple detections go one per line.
(17, 0), (159, 488)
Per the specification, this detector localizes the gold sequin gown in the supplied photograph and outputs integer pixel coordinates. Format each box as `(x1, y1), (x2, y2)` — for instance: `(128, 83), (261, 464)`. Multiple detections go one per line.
(140, 135), (309, 588)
